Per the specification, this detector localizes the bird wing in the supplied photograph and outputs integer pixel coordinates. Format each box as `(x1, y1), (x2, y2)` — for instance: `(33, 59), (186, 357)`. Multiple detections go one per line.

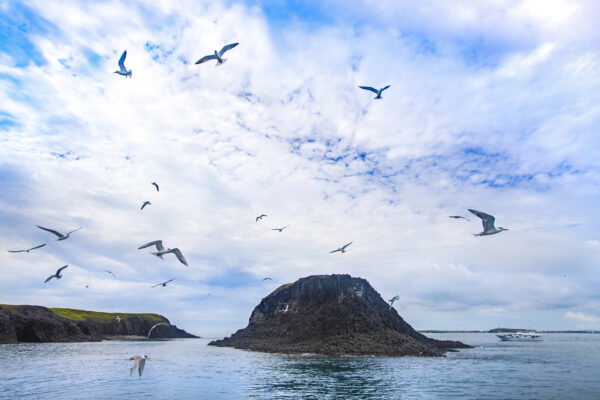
(29, 243), (47, 251)
(56, 265), (68, 274)
(118, 50), (127, 72)
(138, 240), (164, 251)
(152, 182), (159, 191)
(104, 270), (116, 278)
(329, 249), (340, 253)
(341, 242), (353, 250)
(8, 249), (25, 253)
(66, 227), (82, 236)
(44, 275), (54, 283)
(195, 54), (218, 64)
(151, 283), (161, 288)
(130, 358), (140, 376)
(170, 248), (188, 266)
(138, 358), (146, 376)
(164, 279), (174, 285)
(37, 225), (64, 238)
(468, 209), (496, 231)
(219, 42), (239, 57)
(256, 216), (260, 222)
(359, 86), (379, 94)
(380, 85), (391, 92)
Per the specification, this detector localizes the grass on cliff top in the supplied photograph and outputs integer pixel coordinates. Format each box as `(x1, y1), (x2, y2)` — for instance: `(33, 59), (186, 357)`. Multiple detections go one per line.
(49, 308), (167, 322)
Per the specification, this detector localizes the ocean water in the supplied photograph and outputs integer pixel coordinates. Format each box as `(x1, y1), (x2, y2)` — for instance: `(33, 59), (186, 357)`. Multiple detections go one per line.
(0, 333), (598, 399)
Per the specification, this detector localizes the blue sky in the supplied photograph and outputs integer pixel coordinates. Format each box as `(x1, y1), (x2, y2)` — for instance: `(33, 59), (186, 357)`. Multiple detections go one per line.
(1, 0), (600, 337)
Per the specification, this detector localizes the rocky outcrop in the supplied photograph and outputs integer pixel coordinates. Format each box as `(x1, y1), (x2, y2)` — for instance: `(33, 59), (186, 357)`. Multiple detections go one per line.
(0, 304), (197, 343)
(210, 274), (470, 356)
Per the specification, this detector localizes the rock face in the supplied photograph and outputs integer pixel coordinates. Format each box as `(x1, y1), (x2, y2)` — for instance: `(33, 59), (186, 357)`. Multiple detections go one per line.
(0, 304), (197, 344)
(210, 274), (470, 356)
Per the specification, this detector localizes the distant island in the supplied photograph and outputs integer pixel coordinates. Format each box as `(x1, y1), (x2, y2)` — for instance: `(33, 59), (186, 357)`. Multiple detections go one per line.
(0, 304), (197, 344)
(210, 274), (471, 356)
(421, 328), (600, 334)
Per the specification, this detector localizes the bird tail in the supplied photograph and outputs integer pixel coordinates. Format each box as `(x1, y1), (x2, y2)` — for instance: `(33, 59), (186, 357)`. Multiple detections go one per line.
(127, 70), (132, 78)
(151, 252), (164, 259)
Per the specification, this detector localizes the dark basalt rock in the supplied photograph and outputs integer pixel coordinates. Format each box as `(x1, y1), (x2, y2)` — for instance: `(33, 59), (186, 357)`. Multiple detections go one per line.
(0, 305), (197, 343)
(209, 274), (470, 356)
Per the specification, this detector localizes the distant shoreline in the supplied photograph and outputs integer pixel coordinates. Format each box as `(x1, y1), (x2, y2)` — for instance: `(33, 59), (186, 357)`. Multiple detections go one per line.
(420, 330), (600, 334)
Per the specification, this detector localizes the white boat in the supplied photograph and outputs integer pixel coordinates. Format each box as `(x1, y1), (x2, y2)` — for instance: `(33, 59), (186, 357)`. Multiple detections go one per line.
(497, 332), (543, 341)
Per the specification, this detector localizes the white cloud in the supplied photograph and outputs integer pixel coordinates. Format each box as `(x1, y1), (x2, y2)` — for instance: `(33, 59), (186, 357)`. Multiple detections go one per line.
(0, 0), (599, 335)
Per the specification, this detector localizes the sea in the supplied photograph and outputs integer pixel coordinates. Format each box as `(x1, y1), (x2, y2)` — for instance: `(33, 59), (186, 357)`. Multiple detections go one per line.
(0, 333), (598, 399)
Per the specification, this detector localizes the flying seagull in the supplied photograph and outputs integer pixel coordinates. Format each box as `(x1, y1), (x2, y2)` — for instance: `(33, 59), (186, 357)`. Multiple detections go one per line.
(261, 277), (272, 281)
(271, 226), (288, 232)
(138, 240), (188, 266)
(104, 270), (116, 279)
(195, 43), (239, 65)
(359, 85), (391, 99)
(449, 215), (470, 221)
(468, 209), (509, 236)
(388, 295), (400, 310)
(45, 265), (68, 283)
(151, 279), (174, 288)
(329, 242), (353, 254)
(147, 322), (168, 339)
(279, 304), (289, 313)
(114, 50), (132, 78)
(8, 243), (46, 253)
(141, 201), (151, 210)
(37, 225), (81, 241)
(151, 182), (159, 192)
(129, 355), (150, 376)
(256, 214), (267, 222)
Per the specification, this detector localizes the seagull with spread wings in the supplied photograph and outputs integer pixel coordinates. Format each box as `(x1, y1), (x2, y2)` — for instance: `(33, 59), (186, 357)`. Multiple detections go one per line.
(129, 355), (150, 376)
(468, 209), (509, 236)
(114, 50), (132, 78)
(256, 214), (267, 222)
(104, 270), (116, 278)
(8, 243), (46, 253)
(271, 226), (288, 232)
(359, 85), (391, 99)
(388, 295), (400, 310)
(195, 43), (239, 65)
(141, 201), (151, 210)
(138, 240), (188, 266)
(45, 265), (68, 283)
(330, 242), (353, 254)
(37, 225), (81, 241)
(151, 279), (174, 288)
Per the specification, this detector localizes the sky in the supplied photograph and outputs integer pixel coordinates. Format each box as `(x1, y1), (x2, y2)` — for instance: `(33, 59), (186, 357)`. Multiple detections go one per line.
(1, 0), (600, 337)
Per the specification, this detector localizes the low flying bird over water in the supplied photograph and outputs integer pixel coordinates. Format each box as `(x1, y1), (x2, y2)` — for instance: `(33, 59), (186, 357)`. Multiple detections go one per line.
(256, 214), (267, 222)
(469, 209), (509, 236)
(151, 279), (174, 288)
(138, 240), (188, 266)
(147, 322), (168, 339)
(141, 201), (151, 210)
(272, 226), (288, 232)
(151, 182), (159, 192)
(129, 355), (150, 376)
(449, 215), (470, 221)
(37, 225), (81, 241)
(104, 270), (116, 278)
(388, 295), (400, 310)
(45, 265), (68, 283)
(195, 43), (239, 65)
(114, 50), (132, 78)
(330, 242), (353, 254)
(7, 243), (46, 253)
(359, 85), (391, 99)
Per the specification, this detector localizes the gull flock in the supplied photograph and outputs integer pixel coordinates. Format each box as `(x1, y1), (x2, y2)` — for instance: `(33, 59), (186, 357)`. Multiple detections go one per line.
(6, 40), (512, 377)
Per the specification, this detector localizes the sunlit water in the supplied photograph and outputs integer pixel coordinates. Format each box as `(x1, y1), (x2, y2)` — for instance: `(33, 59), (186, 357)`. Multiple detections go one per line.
(1, 333), (598, 399)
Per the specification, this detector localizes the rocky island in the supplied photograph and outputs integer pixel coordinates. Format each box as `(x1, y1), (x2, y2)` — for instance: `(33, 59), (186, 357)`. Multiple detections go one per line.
(210, 274), (470, 356)
(0, 304), (197, 343)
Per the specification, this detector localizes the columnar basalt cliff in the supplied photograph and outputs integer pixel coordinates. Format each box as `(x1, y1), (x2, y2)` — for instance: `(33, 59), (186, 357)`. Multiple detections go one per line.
(210, 274), (470, 356)
(0, 304), (197, 343)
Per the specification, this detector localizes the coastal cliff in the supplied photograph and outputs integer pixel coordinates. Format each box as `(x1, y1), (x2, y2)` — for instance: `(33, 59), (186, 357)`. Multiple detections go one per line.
(210, 274), (470, 356)
(0, 304), (197, 343)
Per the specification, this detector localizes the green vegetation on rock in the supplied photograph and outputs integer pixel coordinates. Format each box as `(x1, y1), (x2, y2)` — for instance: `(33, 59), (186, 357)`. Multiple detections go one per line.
(49, 308), (166, 322)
